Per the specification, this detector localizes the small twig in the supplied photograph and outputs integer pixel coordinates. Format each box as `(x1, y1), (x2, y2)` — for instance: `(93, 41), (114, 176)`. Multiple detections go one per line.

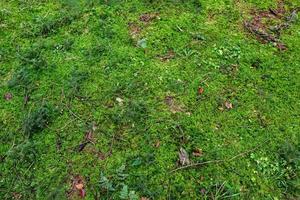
(170, 140), (268, 173)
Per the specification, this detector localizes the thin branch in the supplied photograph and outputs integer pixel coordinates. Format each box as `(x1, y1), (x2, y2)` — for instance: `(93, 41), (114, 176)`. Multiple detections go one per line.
(170, 140), (269, 173)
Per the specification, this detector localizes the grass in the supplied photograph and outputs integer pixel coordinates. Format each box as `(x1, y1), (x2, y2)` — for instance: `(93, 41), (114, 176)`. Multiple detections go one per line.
(0, 0), (299, 199)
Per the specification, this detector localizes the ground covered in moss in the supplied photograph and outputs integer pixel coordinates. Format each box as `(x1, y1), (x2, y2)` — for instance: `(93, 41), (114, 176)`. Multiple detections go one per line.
(1, 0), (300, 199)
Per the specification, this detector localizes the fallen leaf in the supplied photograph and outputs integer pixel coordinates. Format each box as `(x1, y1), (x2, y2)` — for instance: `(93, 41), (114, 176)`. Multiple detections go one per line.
(198, 87), (204, 95)
(192, 148), (203, 157)
(92, 122), (97, 131)
(154, 140), (160, 148)
(159, 50), (175, 61)
(141, 197), (150, 200)
(75, 183), (84, 190)
(139, 13), (159, 23)
(98, 152), (106, 160)
(85, 131), (93, 141)
(128, 22), (141, 39)
(225, 101), (233, 110)
(179, 147), (190, 166)
(164, 96), (185, 113)
(4, 93), (12, 100)
(79, 189), (86, 198)
(69, 175), (86, 199)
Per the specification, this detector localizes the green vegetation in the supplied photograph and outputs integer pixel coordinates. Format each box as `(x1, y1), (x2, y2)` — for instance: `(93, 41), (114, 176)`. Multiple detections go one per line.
(0, 0), (299, 199)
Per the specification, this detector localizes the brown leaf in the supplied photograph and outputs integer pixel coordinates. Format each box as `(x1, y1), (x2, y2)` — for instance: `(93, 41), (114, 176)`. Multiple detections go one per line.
(154, 140), (160, 148)
(69, 175), (86, 199)
(164, 96), (184, 114)
(159, 50), (175, 61)
(4, 93), (12, 100)
(128, 22), (141, 39)
(75, 183), (84, 190)
(198, 87), (204, 95)
(141, 197), (150, 200)
(139, 13), (159, 23)
(192, 148), (203, 157)
(98, 152), (106, 160)
(179, 147), (190, 166)
(85, 130), (93, 142)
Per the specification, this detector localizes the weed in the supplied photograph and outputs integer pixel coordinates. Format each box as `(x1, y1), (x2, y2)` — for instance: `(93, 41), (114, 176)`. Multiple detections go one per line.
(66, 70), (89, 98)
(202, 182), (239, 200)
(19, 47), (47, 70)
(83, 42), (108, 62)
(98, 165), (138, 199)
(33, 11), (81, 37)
(2, 140), (37, 199)
(23, 103), (54, 137)
(7, 67), (32, 90)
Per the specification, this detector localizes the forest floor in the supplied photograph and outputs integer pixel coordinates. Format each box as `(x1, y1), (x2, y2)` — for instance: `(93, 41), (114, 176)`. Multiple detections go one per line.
(1, 0), (300, 199)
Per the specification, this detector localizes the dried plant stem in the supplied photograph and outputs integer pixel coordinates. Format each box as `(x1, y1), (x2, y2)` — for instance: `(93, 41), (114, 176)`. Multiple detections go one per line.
(170, 140), (269, 173)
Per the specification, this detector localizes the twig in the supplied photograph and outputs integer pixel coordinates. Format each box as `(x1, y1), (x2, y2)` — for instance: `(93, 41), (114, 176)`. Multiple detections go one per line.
(170, 140), (268, 173)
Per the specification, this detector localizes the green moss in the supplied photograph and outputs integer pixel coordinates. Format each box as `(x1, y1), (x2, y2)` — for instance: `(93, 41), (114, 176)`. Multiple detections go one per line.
(0, 0), (299, 199)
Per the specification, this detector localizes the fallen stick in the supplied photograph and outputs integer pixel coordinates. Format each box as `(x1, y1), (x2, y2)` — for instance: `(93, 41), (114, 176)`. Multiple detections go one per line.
(170, 139), (269, 173)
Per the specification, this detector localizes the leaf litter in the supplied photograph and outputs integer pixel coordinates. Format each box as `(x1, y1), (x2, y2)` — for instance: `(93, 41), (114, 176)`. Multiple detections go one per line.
(244, 1), (299, 50)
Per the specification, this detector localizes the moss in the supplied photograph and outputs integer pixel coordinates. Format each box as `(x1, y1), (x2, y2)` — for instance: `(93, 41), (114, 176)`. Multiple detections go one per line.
(0, 0), (299, 199)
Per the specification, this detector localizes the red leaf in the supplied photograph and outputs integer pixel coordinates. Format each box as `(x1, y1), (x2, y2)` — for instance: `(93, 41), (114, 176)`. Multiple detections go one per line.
(79, 189), (86, 198)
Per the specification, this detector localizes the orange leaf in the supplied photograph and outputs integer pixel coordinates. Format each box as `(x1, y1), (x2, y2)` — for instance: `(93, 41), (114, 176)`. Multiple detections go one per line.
(198, 87), (204, 95)
(75, 183), (84, 190)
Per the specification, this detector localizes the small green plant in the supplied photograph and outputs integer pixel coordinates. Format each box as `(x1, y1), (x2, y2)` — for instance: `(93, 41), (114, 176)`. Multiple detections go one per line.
(7, 67), (32, 89)
(99, 172), (115, 192)
(2, 140), (37, 199)
(54, 39), (74, 52)
(119, 184), (139, 200)
(33, 11), (80, 37)
(98, 165), (139, 199)
(19, 47), (47, 70)
(23, 104), (54, 137)
(83, 43), (107, 62)
(6, 140), (37, 166)
(66, 70), (88, 98)
(277, 142), (300, 198)
(202, 182), (240, 200)
(214, 45), (241, 63)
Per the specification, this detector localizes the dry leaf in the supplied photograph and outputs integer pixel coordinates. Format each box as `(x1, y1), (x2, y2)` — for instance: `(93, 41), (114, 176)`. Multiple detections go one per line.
(159, 50), (175, 61)
(192, 148), (203, 157)
(179, 147), (190, 166)
(164, 96), (184, 113)
(69, 175), (86, 199)
(225, 101), (233, 109)
(139, 13), (159, 23)
(85, 131), (93, 141)
(75, 183), (84, 190)
(4, 93), (12, 100)
(79, 189), (86, 198)
(141, 197), (150, 200)
(154, 140), (160, 148)
(198, 87), (204, 95)
(128, 22), (141, 39)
